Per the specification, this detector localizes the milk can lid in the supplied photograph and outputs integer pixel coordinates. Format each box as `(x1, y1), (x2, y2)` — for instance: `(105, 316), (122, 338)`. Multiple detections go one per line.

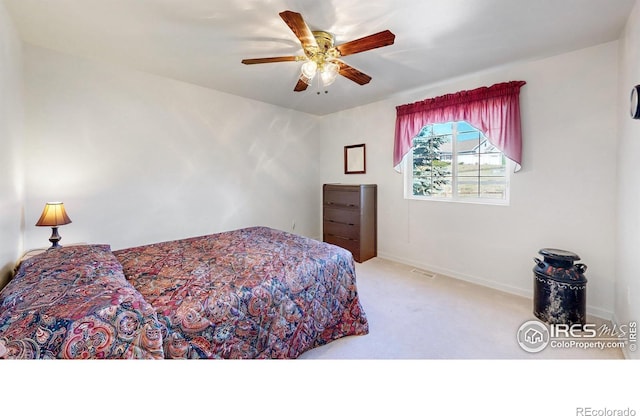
(538, 248), (580, 262)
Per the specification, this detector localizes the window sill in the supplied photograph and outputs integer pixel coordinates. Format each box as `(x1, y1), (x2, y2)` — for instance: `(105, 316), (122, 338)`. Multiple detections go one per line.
(406, 196), (510, 206)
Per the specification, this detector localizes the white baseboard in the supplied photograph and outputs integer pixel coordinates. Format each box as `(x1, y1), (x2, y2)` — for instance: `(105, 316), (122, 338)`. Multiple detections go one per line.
(377, 250), (614, 321)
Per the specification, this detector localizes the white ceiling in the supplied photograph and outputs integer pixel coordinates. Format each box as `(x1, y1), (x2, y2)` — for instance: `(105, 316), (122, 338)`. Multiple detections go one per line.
(4, 0), (636, 115)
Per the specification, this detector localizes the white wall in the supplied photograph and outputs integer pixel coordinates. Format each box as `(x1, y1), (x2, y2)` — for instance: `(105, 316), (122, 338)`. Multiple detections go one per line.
(319, 41), (619, 319)
(616, 1), (640, 360)
(0, 2), (24, 288)
(22, 45), (321, 250)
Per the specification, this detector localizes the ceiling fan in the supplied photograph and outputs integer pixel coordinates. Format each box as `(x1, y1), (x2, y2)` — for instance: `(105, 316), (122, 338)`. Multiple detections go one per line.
(241, 10), (395, 92)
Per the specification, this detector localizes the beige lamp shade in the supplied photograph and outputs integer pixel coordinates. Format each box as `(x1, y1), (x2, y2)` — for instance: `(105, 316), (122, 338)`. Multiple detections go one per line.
(35, 202), (72, 249)
(35, 202), (72, 227)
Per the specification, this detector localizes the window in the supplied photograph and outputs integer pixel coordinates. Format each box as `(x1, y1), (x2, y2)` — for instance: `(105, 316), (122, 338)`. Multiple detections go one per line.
(404, 121), (510, 204)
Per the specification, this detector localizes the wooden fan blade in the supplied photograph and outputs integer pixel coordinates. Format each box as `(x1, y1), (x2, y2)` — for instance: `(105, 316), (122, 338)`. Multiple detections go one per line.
(294, 77), (309, 92)
(242, 56), (299, 65)
(279, 10), (318, 50)
(335, 30), (395, 57)
(337, 61), (372, 85)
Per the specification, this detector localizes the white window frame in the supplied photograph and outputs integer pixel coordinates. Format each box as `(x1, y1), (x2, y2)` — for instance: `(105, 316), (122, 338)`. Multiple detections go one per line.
(403, 122), (511, 206)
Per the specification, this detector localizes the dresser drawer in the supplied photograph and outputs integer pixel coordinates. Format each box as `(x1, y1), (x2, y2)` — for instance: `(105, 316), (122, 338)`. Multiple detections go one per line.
(324, 235), (361, 260)
(323, 207), (360, 225)
(323, 188), (361, 207)
(324, 220), (360, 240)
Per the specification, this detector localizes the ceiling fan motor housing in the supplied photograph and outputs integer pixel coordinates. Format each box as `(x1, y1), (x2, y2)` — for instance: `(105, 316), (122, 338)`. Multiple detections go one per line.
(306, 31), (339, 63)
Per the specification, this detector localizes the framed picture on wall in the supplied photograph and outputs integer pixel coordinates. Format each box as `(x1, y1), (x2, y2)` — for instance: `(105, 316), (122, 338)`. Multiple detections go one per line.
(344, 143), (366, 174)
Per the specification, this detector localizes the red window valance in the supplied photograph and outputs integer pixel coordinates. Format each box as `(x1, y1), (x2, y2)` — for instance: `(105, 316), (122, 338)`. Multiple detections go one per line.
(394, 80), (526, 172)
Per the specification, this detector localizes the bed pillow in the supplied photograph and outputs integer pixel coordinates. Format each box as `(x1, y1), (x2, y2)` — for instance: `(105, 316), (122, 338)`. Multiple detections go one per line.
(0, 244), (164, 359)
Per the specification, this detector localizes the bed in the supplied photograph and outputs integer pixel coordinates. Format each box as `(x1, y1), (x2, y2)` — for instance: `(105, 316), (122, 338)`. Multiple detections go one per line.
(0, 226), (368, 359)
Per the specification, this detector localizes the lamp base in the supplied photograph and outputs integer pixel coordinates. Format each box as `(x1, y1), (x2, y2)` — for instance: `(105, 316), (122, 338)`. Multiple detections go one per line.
(48, 227), (62, 249)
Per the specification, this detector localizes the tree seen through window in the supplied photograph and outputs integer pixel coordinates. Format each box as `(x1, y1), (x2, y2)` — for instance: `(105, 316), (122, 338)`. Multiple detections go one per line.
(409, 121), (508, 201)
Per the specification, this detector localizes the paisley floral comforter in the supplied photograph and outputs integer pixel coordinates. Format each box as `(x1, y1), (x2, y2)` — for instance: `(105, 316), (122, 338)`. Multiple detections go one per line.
(113, 227), (369, 358)
(0, 227), (368, 359)
(0, 245), (164, 359)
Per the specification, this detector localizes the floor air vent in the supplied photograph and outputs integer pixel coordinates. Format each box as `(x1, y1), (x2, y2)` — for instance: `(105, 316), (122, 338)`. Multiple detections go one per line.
(410, 268), (436, 279)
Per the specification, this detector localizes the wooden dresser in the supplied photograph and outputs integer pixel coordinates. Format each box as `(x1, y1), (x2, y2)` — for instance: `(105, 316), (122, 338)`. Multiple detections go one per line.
(322, 184), (377, 263)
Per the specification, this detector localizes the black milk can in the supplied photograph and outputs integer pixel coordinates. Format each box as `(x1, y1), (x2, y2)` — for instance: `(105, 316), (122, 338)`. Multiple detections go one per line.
(533, 248), (587, 326)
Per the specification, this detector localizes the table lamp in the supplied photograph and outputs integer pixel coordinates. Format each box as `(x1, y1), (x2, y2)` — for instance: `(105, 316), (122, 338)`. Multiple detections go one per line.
(35, 202), (72, 249)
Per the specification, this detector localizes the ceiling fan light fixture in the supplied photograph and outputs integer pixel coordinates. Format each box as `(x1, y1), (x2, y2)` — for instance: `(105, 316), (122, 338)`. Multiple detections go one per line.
(301, 60), (317, 80)
(321, 62), (339, 86)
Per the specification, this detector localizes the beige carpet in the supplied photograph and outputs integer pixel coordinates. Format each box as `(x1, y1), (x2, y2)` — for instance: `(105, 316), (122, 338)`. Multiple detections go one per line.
(299, 257), (624, 359)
